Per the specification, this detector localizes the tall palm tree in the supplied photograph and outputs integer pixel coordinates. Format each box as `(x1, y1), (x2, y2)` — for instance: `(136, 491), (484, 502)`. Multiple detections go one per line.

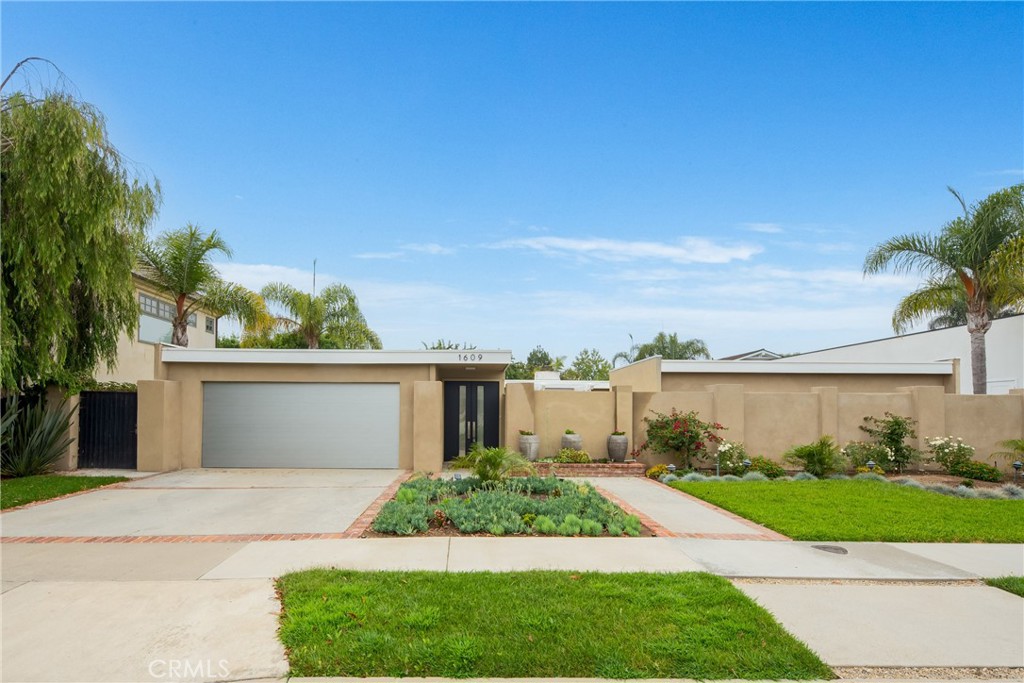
(864, 184), (1024, 394)
(926, 296), (1015, 331)
(136, 224), (269, 346)
(259, 282), (381, 350)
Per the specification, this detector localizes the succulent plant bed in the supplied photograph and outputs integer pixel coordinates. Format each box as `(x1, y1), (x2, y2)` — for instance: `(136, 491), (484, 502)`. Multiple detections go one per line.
(368, 475), (653, 537)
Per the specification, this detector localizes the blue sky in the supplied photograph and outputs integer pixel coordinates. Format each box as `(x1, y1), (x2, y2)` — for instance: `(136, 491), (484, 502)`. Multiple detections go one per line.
(4, 2), (1022, 363)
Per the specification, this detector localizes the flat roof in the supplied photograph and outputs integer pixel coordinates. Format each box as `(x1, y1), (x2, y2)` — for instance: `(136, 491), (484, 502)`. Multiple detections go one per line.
(660, 359), (954, 375)
(161, 348), (513, 366)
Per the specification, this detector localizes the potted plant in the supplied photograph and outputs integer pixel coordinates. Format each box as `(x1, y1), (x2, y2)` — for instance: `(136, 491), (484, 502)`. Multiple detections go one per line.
(607, 431), (628, 462)
(561, 428), (583, 451)
(518, 429), (541, 461)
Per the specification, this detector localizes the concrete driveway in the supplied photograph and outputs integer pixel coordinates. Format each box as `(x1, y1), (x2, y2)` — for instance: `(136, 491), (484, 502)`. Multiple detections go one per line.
(2, 468), (402, 538)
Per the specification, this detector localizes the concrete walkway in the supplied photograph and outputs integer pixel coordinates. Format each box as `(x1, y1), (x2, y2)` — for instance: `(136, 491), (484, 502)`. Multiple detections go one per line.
(2, 473), (1022, 682)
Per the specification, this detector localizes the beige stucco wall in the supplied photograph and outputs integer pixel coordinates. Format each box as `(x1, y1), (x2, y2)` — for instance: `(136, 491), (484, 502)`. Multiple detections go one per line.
(609, 356), (662, 392)
(744, 392), (820, 460)
(631, 391), (715, 465)
(836, 392), (915, 446)
(662, 372), (951, 393)
(137, 379), (182, 472)
(412, 381), (443, 473)
(503, 382), (537, 451)
(944, 392), (1024, 466)
(532, 391), (616, 459)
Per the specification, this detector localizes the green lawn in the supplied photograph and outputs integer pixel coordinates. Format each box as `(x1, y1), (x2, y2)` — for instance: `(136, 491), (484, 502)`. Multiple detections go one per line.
(986, 576), (1024, 597)
(277, 570), (833, 679)
(0, 475), (127, 510)
(671, 480), (1024, 543)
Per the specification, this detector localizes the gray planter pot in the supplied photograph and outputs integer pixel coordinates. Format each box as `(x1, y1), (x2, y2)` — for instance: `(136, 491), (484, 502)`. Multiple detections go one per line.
(607, 435), (629, 462)
(560, 433), (583, 451)
(519, 435), (541, 461)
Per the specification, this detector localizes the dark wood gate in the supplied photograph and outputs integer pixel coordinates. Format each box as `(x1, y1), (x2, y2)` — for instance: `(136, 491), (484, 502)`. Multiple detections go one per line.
(77, 391), (137, 469)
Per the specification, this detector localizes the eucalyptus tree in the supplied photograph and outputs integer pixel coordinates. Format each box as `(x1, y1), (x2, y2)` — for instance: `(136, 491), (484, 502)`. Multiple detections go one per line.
(864, 184), (1024, 394)
(1, 60), (160, 391)
(259, 282), (381, 350)
(136, 225), (269, 347)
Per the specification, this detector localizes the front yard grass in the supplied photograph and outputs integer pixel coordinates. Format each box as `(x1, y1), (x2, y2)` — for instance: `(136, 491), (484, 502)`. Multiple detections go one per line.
(671, 480), (1024, 543)
(277, 570), (833, 679)
(986, 576), (1024, 597)
(0, 475), (127, 510)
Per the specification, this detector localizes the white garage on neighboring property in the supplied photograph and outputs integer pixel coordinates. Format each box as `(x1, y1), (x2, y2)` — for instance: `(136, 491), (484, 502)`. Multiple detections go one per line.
(201, 382), (400, 468)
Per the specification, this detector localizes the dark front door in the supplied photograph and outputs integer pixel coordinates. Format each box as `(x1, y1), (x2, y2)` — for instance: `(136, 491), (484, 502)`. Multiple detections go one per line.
(443, 381), (499, 461)
(77, 391), (138, 469)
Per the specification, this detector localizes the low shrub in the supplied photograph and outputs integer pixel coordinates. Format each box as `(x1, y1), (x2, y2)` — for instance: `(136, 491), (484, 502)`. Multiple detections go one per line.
(855, 465), (886, 475)
(842, 441), (893, 470)
(927, 436), (975, 474)
(741, 471), (769, 482)
(646, 464), (669, 480)
(950, 460), (1003, 483)
(714, 441), (749, 476)
(975, 489), (1005, 500)
(748, 456), (786, 479)
(640, 408), (725, 469)
(784, 436), (843, 477)
(1000, 484), (1024, 499)
(793, 472), (818, 481)
(853, 472), (887, 482)
(680, 472), (707, 482)
(372, 500), (431, 535)
(555, 448), (591, 463)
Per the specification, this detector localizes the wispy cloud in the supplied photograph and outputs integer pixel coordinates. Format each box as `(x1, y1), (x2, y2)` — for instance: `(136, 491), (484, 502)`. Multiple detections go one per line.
(355, 242), (456, 259)
(742, 222), (783, 234)
(492, 235), (760, 264)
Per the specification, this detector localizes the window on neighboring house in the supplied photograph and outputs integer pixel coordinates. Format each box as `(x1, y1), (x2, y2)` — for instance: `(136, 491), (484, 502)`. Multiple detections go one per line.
(138, 293), (198, 342)
(205, 316), (215, 334)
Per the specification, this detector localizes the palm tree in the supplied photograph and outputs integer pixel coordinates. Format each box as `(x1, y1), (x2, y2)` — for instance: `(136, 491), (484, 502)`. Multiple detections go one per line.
(636, 332), (711, 361)
(136, 224), (270, 346)
(864, 184), (1024, 394)
(612, 334), (639, 368)
(926, 297), (1015, 331)
(259, 282), (381, 349)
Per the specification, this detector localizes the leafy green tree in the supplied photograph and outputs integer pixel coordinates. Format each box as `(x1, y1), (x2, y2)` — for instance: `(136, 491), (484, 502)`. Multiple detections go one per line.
(2, 70), (160, 391)
(563, 348), (611, 381)
(258, 282), (381, 350)
(504, 358), (531, 380)
(136, 224), (270, 347)
(525, 346), (565, 373)
(865, 184), (1024, 394)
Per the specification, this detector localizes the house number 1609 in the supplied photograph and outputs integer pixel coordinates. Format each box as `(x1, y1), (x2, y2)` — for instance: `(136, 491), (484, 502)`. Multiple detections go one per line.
(459, 353), (483, 362)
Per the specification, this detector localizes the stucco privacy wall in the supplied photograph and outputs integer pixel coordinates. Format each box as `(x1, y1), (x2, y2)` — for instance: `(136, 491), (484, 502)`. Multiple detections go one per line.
(661, 371), (954, 393)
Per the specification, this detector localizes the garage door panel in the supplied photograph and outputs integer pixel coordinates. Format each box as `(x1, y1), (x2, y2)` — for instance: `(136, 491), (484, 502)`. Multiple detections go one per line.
(202, 383), (399, 468)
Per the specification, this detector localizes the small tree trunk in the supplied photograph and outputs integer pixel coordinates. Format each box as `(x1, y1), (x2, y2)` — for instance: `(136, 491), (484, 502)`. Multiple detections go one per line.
(966, 306), (991, 395)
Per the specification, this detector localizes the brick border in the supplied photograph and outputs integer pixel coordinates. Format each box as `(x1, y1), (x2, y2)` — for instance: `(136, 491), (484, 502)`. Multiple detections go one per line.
(340, 470), (412, 538)
(646, 477), (791, 541)
(591, 484), (675, 538)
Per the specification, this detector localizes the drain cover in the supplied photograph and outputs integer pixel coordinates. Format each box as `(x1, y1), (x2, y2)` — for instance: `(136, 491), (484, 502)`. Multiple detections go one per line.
(811, 544), (849, 555)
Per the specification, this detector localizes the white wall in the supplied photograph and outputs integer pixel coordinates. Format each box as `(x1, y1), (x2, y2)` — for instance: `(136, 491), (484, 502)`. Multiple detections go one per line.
(791, 315), (1024, 395)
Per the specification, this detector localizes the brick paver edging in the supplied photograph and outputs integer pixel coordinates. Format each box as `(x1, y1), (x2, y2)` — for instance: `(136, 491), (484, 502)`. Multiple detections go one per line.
(646, 477), (792, 541)
(340, 470), (413, 538)
(591, 484), (676, 538)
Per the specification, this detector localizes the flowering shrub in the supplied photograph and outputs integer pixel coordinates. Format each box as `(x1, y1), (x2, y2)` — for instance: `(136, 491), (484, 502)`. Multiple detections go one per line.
(645, 464), (669, 480)
(640, 409), (725, 469)
(860, 413), (920, 473)
(748, 455), (786, 479)
(842, 441), (894, 470)
(927, 436), (975, 473)
(715, 441), (749, 476)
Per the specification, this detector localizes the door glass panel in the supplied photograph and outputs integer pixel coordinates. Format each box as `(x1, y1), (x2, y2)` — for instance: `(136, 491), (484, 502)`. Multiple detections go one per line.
(458, 385), (467, 457)
(476, 385), (485, 447)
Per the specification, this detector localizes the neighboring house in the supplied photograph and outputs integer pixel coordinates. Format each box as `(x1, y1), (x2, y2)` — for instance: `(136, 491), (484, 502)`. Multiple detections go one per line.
(92, 273), (220, 384)
(717, 348), (783, 361)
(788, 314), (1024, 395)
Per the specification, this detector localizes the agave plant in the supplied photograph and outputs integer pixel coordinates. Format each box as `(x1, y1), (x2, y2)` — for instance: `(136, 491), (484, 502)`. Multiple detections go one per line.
(1, 395), (76, 477)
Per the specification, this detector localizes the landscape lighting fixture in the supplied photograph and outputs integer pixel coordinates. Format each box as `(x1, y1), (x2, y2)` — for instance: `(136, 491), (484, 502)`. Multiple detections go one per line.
(742, 459), (751, 470)
(866, 460), (876, 470)
(1014, 461), (1022, 482)
(667, 464), (677, 473)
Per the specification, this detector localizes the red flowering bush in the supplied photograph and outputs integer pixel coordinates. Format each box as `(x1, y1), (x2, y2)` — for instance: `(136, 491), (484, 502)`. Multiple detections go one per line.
(639, 409), (725, 469)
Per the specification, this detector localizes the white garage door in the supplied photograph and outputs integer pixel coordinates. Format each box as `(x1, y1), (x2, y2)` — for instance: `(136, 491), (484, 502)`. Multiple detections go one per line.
(202, 382), (399, 468)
